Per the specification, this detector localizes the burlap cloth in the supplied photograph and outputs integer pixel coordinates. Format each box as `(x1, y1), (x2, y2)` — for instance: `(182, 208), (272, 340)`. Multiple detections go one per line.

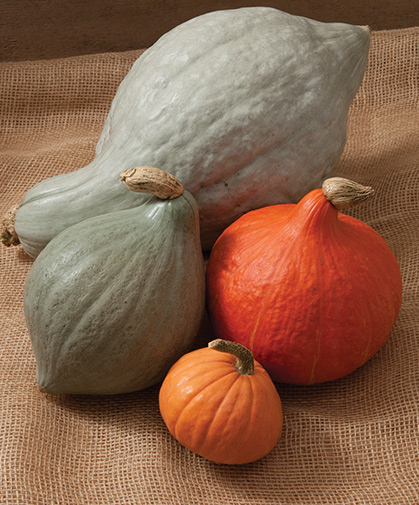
(1, 27), (418, 504)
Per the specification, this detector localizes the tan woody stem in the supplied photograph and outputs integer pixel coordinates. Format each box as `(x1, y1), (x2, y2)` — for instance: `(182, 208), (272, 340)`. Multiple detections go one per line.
(208, 339), (255, 375)
(1, 206), (19, 247)
(120, 166), (183, 200)
(322, 177), (374, 210)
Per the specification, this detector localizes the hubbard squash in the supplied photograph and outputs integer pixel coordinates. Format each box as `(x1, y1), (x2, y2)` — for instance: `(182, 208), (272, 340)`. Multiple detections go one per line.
(2, 7), (370, 257)
(159, 339), (283, 465)
(206, 178), (403, 385)
(24, 167), (205, 395)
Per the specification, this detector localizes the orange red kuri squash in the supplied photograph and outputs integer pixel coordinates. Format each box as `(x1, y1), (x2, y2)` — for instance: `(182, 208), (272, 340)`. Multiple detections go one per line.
(206, 178), (402, 385)
(159, 339), (283, 465)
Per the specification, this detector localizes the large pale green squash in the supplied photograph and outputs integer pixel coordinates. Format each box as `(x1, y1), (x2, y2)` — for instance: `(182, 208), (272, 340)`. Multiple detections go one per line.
(8, 7), (370, 256)
(23, 167), (205, 395)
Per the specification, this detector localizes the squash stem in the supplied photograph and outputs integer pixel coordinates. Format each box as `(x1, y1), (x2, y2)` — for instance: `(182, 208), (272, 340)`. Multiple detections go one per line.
(322, 177), (374, 210)
(120, 166), (183, 200)
(1, 206), (19, 247)
(208, 339), (255, 375)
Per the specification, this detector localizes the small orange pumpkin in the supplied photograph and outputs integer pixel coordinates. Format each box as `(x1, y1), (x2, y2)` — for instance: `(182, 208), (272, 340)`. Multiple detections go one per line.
(159, 339), (283, 465)
(206, 177), (402, 385)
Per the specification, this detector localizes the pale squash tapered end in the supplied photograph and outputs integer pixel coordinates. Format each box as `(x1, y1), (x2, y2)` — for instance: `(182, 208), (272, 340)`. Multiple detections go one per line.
(120, 166), (184, 200)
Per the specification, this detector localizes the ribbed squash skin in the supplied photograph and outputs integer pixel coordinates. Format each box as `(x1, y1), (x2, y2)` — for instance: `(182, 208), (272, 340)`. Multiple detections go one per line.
(159, 347), (283, 465)
(206, 190), (402, 385)
(14, 7), (370, 257)
(24, 191), (205, 395)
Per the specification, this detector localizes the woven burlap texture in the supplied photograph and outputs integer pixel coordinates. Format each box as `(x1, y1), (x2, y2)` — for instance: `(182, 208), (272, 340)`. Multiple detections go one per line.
(1, 28), (418, 505)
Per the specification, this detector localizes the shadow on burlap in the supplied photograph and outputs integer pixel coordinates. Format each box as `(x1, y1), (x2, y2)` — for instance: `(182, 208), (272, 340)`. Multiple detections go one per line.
(0, 28), (418, 505)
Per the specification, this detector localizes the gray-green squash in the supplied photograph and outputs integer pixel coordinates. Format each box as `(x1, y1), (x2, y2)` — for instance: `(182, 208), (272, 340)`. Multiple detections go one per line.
(6, 7), (370, 257)
(23, 167), (205, 395)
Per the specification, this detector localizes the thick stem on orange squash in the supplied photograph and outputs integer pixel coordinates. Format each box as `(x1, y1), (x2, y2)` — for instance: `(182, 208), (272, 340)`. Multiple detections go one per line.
(208, 339), (255, 375)
(322, 177), (374, 210)
(120, 166), (184, 200)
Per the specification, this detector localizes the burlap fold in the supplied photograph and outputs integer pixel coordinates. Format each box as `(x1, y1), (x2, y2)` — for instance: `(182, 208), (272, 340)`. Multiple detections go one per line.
(1, 28), (418, 505)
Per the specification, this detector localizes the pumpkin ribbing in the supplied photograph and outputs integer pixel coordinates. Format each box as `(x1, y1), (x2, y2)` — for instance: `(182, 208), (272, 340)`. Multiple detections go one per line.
(159, 339), (283, 464)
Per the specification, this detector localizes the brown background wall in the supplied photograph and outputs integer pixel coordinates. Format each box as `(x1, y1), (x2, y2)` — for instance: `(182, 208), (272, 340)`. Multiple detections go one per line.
(2, 0), (419, 62)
